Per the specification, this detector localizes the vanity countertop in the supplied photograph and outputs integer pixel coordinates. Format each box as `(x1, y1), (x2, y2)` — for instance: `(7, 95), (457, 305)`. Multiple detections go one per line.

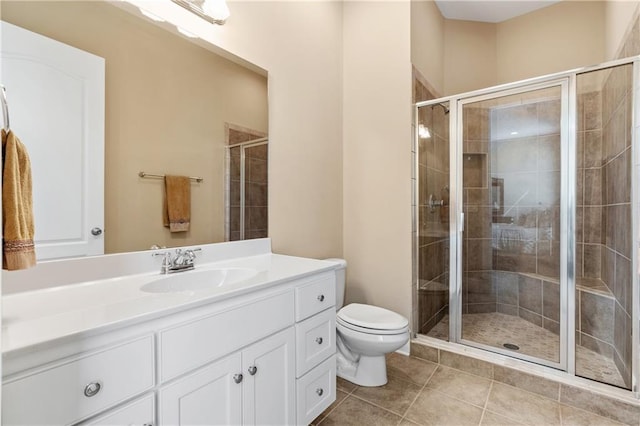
(2, 243), (336, 355)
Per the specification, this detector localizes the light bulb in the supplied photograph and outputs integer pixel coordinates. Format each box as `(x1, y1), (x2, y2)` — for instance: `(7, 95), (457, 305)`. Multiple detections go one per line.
(202, 0), (230, 23)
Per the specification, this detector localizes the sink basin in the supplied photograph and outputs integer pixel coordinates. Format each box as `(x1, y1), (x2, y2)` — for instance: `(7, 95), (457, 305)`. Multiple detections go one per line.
(140, 268), (258, 294)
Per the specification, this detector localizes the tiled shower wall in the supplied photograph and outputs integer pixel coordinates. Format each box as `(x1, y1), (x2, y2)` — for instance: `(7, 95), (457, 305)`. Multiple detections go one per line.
(605, 12), (640, 388)
(601, 64), (633, 387)
(415, 72), (450, 335)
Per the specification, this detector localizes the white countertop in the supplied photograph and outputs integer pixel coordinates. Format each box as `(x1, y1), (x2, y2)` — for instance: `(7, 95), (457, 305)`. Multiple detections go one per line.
(2, 243), (337, 355)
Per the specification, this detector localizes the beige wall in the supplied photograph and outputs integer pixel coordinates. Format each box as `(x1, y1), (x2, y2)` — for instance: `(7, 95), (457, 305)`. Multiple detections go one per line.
(444, 20), (497, 95)
(2, 1), (268, 254)
(412, 1), (606, 97)
(343, 2), (413, 319)
(411, 0), (445, 95)
(496, 1), (605, 85)
(605, 0), (640, 60)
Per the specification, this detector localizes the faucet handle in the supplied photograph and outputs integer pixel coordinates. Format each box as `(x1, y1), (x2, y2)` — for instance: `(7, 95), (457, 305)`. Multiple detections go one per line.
(184, 247), (201, 258)
(183, 248), (202, 265)
(152, 251), (173, 273)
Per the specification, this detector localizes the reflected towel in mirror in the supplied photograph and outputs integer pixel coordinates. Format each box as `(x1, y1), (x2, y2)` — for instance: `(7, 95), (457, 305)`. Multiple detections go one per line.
(163, 175), (191, 232)
(2, 129), (36, 270)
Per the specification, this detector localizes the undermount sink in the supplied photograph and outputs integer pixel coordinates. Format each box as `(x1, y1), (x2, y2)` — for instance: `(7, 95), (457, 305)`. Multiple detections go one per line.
(140, 268), (258, 294)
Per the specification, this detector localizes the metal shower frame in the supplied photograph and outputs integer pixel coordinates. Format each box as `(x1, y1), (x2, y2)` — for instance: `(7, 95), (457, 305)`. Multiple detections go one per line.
(413, 56), (640, 396)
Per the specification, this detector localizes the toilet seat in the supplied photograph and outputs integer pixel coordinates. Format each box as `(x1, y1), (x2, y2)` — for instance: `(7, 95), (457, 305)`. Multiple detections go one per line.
(337, 303), (409, 335)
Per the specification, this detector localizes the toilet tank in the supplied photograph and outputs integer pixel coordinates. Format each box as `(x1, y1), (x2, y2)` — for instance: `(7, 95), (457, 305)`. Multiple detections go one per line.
(324, 258), (347, 309)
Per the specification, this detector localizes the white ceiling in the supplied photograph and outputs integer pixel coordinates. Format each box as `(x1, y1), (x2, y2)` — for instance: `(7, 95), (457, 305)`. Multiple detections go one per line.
(434, 0), (562, 23)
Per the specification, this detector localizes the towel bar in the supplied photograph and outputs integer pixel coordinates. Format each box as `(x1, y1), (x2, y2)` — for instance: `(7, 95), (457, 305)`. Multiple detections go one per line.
(138, 171), (203, 183)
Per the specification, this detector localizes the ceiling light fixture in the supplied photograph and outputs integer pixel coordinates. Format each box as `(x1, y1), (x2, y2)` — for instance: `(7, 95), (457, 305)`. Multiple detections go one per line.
(202, 0), (230, 23)
(171, 0), (230, 25)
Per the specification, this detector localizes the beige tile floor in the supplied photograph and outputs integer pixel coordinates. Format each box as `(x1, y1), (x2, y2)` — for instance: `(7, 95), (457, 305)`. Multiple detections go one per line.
(312, 353), (626, 426)
(428, 313), (626, 388)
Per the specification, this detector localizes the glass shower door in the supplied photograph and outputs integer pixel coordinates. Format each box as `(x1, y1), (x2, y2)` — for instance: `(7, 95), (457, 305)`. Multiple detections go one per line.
(456, 81), (568, 368)
(226, 140), (268, 241)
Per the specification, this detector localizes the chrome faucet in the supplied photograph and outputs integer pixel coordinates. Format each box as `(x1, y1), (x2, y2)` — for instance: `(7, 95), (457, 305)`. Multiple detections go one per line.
(153, 248), (202, 274)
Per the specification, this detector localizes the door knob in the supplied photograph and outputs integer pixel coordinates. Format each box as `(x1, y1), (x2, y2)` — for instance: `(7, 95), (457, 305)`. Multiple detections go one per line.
(248, 365), (258, 375)
(317, 294), (325, 302)
(91, 227), (103, 236)
(316, 388), (324, 396)
(316, 337), (323, 345)
(233, 373), (243, 384)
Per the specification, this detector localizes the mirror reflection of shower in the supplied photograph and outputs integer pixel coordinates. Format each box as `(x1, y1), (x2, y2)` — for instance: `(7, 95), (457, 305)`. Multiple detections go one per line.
(225, 134), (268, 241)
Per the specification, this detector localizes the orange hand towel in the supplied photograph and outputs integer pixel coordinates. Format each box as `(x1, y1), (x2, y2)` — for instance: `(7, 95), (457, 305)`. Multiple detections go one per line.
(2, 129), (36, 270)
(163, 175), (190, 232)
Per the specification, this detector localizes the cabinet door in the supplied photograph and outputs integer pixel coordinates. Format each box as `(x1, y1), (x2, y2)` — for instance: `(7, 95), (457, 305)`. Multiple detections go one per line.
(159, 353), (242, 425)
(242, 327), (296, 426)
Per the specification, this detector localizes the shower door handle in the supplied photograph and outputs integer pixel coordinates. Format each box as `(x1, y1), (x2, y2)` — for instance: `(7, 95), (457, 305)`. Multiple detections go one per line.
(460, 212), (465, 232)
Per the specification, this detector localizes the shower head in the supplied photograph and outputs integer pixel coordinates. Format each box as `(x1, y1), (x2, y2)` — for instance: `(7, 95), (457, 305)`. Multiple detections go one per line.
(430, 102), (450, 115)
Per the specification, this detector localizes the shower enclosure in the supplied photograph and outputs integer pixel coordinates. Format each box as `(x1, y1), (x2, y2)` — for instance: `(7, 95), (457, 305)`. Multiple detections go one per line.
(414, 58), (638, 392)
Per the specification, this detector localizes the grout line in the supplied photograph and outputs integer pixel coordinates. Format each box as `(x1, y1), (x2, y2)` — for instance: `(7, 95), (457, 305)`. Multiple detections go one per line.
(479, 372), (495, 425)
(315, 383), (357, 425)
(348, 392), (408, 418)
(398, 363), (438, 426)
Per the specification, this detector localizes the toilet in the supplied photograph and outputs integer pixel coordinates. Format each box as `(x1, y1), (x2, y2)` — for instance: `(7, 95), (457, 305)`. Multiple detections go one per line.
(327, 259), (410, 387)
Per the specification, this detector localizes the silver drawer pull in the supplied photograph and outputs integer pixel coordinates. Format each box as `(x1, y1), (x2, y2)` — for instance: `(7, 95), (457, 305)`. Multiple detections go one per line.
(233, 373), (243, 384)
(248, 365), (258, 376)
(316, 388), (324, 396)
(317, 294), (325, 302)
(316, 337), (323, 345)
(83, 381), (102, 398)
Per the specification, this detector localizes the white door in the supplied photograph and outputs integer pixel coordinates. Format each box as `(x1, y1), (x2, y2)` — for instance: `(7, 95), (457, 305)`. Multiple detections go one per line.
(159, 353), (243, 425)
(242, 327), (296, 426)
(0, 21), (105, 260)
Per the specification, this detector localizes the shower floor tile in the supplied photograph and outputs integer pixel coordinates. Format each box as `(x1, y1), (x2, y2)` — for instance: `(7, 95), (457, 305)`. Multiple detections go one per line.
(427, 313), (626, 388)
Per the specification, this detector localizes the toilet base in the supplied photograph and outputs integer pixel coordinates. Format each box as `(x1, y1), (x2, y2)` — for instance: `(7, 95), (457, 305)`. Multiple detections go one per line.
(337, 354), (387, 387)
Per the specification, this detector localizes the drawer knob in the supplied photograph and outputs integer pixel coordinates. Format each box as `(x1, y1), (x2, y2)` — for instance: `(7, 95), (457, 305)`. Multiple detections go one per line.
(317, 294), (325, 302)
(83, 381), (102, 398)
(316, 388), (324, 396)
(248, 365), (258, 376)
(233, 373), (243, 384)
(316, 337), (323, 345)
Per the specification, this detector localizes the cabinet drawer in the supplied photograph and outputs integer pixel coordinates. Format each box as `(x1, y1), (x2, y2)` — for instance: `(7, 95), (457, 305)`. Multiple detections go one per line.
(296, 355), (336, 426)
(295, 274), (335, 321)
(3, 335), (154, 426)
(160, 290), (294, 382)
(80, 393), (155, 426)
(295, 308), (336, 377)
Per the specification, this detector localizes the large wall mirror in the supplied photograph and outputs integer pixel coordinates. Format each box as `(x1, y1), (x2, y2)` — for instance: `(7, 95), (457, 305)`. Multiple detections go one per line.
(1, 1), (268, 261)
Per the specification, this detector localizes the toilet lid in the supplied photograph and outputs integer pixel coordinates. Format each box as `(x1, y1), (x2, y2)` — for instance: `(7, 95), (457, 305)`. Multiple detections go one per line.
(337, 303), (409, 331)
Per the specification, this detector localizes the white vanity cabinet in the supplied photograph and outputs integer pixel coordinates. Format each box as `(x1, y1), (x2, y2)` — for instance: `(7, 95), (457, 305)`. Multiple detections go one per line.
(293, 274), (337, 425)
(81, 393), (155, 426)
(2, 335), (155, 426)
(159, 327), (295, 425)
(2, 253), (337, 426)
